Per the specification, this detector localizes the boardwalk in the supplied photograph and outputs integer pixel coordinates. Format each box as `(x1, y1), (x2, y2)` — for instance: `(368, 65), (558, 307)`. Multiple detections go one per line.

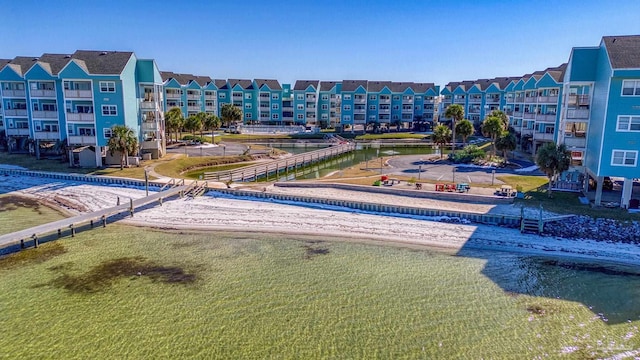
(204, 142), (355, 182)
(0, 184), (192, 251)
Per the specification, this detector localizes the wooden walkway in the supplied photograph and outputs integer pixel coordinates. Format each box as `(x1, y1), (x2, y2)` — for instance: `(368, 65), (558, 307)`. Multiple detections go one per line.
(0, 184), (193, 251)
(204, 142), (356, 182)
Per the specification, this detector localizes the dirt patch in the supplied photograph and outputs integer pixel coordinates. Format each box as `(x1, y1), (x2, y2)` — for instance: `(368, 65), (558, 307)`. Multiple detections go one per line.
(303, 240), (330, 259)
(48, 256), (198, 293)
(0, 242), (67, 270)
(0, 195), (44, 213)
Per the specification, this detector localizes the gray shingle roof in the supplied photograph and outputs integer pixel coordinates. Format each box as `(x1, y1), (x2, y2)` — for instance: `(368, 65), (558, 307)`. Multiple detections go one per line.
(603, 35), (640, 69)
(71, 50), (134, 74)
(36, 53), (73, 75)
(255, 79), (282, 90)
(6, 56), (39, 76)
(228, 79), (254, 90)
(341, 80), (367, 92)
(293, 80), (319, 91)
(412, 82), (436, 93)
(366, 81), (392, 92)
(214, 79), (228, 89)
(319, 81), (339, 91)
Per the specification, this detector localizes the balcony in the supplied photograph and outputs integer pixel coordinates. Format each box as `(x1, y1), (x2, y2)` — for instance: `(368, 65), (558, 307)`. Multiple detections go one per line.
(260, 114), (270, 120)
(468, 108), (481, 114)
(166, 92), (181, 99)
(401, 108), (413, 113)
(523, 112), (536, 119)
(141, 122), (159, 131)
(468, 97), (482, 103)
(563, 136), (586, 148)
(66, 113), (95, 122)
(205, 105), (216, 111)
(282, 106), (293, 111)
(140, 101), (157, 110)
(187, 93), (201, 100)
(354, 97), (366, 104)
(379, 108), (390, 114)
(187, 105), (200, 111)
(34, 131), (61, 140)
(68, 135), (96, 145)
(205, 94), (216, 100)
(569, 94), (590, 106)
(485, 97), (500, 103)
(4, 109), (28, 116)
(402, 99), (413, 104)
(6, 128), (30, 136)
(513, 110), (523, 117)
(353, 108), (366, 114)
(379, 98), (391, 104)
(141, 139), (162, 150)
(523, 96), (538, 104)
(64, 89), (92, 98)
(32, 110), (58, 119)
(537, 114), (556, 122)
(30, 89), (56, 98)
(567, 109), (590, 119)
(514, 96), (524, 102)
(537, 95), (558, 103)
(534, 132), (555, 141)
(2, 89), (26, 97)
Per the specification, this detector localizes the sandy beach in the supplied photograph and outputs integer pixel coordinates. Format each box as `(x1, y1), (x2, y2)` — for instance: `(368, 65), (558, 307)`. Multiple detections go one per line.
(2, 174), (640, 267)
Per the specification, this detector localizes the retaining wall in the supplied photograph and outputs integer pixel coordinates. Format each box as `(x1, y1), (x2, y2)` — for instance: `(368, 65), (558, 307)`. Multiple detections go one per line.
(274, 182), (515, 205)
(0, 168), (165, 189)
(210, 188), (521, 227)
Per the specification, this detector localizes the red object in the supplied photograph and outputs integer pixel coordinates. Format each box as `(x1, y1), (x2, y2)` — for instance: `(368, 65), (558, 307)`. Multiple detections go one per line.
(435, 183), (445, 192)
(380, 175), (389, 181)
(445, 184), (456, 192)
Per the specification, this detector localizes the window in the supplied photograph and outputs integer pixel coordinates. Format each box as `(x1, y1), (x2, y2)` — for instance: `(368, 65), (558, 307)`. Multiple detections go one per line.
(616, 116), (640, 131)
(369, 105), (376, 110)
(99, 81), (115, 93)
(343, 105), (351, 111)
(343, 115), (351, 121)
(245, 93), (252, 99)
(343, 94), (351, 100)
(321, 114), (328, 120)
(272, 93), (279, 100)
(321, 94), (328, 100)
(101, 105), (117, 116)
(611, 150), (638, 166)
(393, 95), (400, 100)
(622, 80), (640, 96)
(321, 104), (328, 110)
(271, 104), (279, 110)
(245, 103), (252, 109)
(296, 94), (304, 100)
(297, 114), (304, 120)
(219, 93), (226, 99)
(297, 104), (304, 110)
(245, 113), (252, 119)
(103, 128), (112, 138)
(272, 114), (279, 120)
(369, 95), (376, 100)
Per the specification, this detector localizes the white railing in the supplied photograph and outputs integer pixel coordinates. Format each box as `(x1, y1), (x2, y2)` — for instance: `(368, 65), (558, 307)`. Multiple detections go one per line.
(2, 89), (26, 97)
(537, 96), (558, 103)
(205, 94), (216, 100)
(140, 101), (156, 110)
(66, 113), (95, 122)
(562, 137), (586, 148)
(353, 109), (366, 114)
(187, 105), (200, 111)
(4, 109), (28, 116)
(30, 89), (56, 98)
(187, 94), (200, 100)
(520, 128), (534, 136)
(523, 112), (536, 119)
(354, 98), (366, 104)
(205, 105), (216, 111)
(166, 92), (181, 99)
(141, 140), (162, 150)
(34, 131), (61, 140)
(32, 110), (58, 119)
(567, 109), (590, 119)
(534, 133), (555, 141)
(537, 114), (556, 122)
(67, 135), (96, 145)
(64, 89), (92, 98)
(141, 122), (158, 131)
(379, 98), (391, 103)
(468, 97), (482, 103)
(6, 128), (30, 136)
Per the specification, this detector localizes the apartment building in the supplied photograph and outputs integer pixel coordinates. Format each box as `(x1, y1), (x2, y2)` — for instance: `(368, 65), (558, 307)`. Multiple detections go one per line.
(558, 35), (640, 207)
(0, 50), (166, 167)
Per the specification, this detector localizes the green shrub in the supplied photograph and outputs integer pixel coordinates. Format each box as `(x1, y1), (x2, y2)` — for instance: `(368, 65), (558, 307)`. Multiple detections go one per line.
(449, 145), (485, 163)
(181, 134), (208, 143)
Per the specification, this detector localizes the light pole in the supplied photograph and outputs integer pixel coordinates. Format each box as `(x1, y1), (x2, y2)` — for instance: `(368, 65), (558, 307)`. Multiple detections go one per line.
(418, 165), (422, 180)
(491, 169), (496, 186)
(222, 144), (226, 157)
(144, 167), (149, 196)
(452, 167), (456, 183)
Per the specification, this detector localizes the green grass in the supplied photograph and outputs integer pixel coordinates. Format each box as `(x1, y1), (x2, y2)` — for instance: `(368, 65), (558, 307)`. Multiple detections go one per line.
(0, 152), (92, 173)
(355, 133), (428, 140)
(153, 155), (253, 178)
(497, 175), (549, 192)
(1, 226), (638, 358)
(183, 162), (257, 180)
(0, 195), (67, 235)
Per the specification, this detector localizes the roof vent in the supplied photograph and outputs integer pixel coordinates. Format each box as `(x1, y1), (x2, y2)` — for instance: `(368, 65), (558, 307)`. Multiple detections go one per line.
(32, 58), (39, 61)
(64, 55), (71, 58)
(612, 38), (616, 43)
(100, 51), (108, 55)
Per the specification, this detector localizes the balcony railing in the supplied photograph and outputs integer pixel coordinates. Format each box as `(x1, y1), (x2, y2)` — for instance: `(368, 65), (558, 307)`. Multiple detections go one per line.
(140, 101), (157, 110)
(187, 105), (200, 111)
(538, 114), (556, 122)
(354, 98), (366, 104)
(562, 136), (586, 148)
(141, 140), (162, 150)
(67, 135), (96, 145)
(523, 96), (538, 103)
(353, 109), (366, 114)
(569, 94), (590, 106)
(30, 89), (56, 98)
(6, 128), (30, 136)
(205, 94), (216, 100)
(66, 113), (95, 122)
(534, 132), (555, 141)
(2, 89), (26, 97)
(513, 110), (523, 117)
(32, 110), (58, 119)
(379, 108), (391, 114)
(205, 105), (216, 111)
(468, 97), (482, 103)
(537, 95), (558, 103)
(485, 97), (501, 103)
(379, 98), (391, 104)
(468, 108), (481, 114)
(34, 131), (60, 140)
(187, 94), (201, 100)
(401, 108), (413, 113)
(4, 109), (28, 116)
(520, 128), (534, 136)
(523, 112), (536, 119)
(567, 109), (590, 119)
(64, 89), (92, 98)
(514, 96), (524, 102)
(166, 92), (181, 99)
(141, 122), (159, 131)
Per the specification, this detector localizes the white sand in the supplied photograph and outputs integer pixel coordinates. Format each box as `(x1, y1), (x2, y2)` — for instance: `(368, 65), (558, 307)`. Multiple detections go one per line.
(3, 175), (640, 266)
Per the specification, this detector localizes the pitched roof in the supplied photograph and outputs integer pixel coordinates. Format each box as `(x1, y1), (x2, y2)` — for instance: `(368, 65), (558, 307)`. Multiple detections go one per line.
(367, 81), (392, 92)
(192, 75), (213, 86)
(214, 79), (228, 89)
(36, 53), (73, 75)
(603, 35), (640, 69)
(412, 82), (436, 93)
(319, 81), (339, 91)
(255, 78), (282, 90)
(71, 50), (134, 74)
(228, 79), (253, 90)
(341, 80), (367, 92)
(546, 63), (567, 82)
(293, 80), (319, 91)
(6, 56), (39, 76)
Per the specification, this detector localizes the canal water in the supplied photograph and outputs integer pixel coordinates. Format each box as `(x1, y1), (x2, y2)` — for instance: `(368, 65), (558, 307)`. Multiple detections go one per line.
(0, 196), (639, 358)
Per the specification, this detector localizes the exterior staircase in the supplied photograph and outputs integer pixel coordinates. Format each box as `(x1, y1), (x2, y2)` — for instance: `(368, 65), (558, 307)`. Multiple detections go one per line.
(520, 218), (541, 234)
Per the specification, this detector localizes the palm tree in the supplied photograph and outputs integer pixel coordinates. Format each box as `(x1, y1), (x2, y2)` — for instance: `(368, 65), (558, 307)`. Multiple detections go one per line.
(489, 110), (510, 130)
(165, 107), (184, 143)
(444, 104), (464, 154)
(184, 114), (202, 136)
(107, 125), (138, 170)
(455, 119), (474, 146)
(481, 115), (504, 157)
(221, 104), (243, 128)
(495, 131), (517, 160)
(432, 124), (452, 159)
(196, 112), (208, 138)
(536, 143), (571, 197)
(203, 113), (221, 143)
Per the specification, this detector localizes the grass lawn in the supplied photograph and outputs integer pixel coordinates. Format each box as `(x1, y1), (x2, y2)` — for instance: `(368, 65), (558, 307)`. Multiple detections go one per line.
(0, 152), (92, 173)
(355, 133), (428, 140)
(183, 162), (258, 180)
(153, 155), (253, 178)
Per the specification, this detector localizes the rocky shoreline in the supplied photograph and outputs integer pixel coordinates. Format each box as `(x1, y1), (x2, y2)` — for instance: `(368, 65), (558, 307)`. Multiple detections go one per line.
(544, 216), (640, 243)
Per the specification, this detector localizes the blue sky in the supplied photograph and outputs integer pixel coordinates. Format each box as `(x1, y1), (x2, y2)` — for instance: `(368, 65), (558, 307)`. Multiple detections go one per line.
(2, 0), (639, 86)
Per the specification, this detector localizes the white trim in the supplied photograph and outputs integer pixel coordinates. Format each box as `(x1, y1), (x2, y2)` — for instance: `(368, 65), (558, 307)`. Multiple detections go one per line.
(99, 81), (116, 93)
(596, 74), (612, 176)
(616, 115), (640, 132)
(611, 149), (638, 167)
(621, 80), (640, 96)
(101, 104), (117, 116)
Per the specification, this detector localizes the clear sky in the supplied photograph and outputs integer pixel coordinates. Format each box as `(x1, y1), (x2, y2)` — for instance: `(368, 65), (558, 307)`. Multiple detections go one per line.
(2, 0), (639, 87)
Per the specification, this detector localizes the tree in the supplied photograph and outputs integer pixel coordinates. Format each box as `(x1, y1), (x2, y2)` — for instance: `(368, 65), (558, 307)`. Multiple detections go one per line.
(536, 142), (571, 197)
(184, 114), (202, 136)
(107, 125), (138, 170)
(221, 103), (243, 128)
(489, 109), (510, 130)
(165, 107), (184, 143)
(495, 131), (517, 160)
(481, 116), (504, 157)
(432, 124), (452, 159)
(203, 113), (221, 143)
(455, 119), (474, 146)
(444, 104), (464, 154)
